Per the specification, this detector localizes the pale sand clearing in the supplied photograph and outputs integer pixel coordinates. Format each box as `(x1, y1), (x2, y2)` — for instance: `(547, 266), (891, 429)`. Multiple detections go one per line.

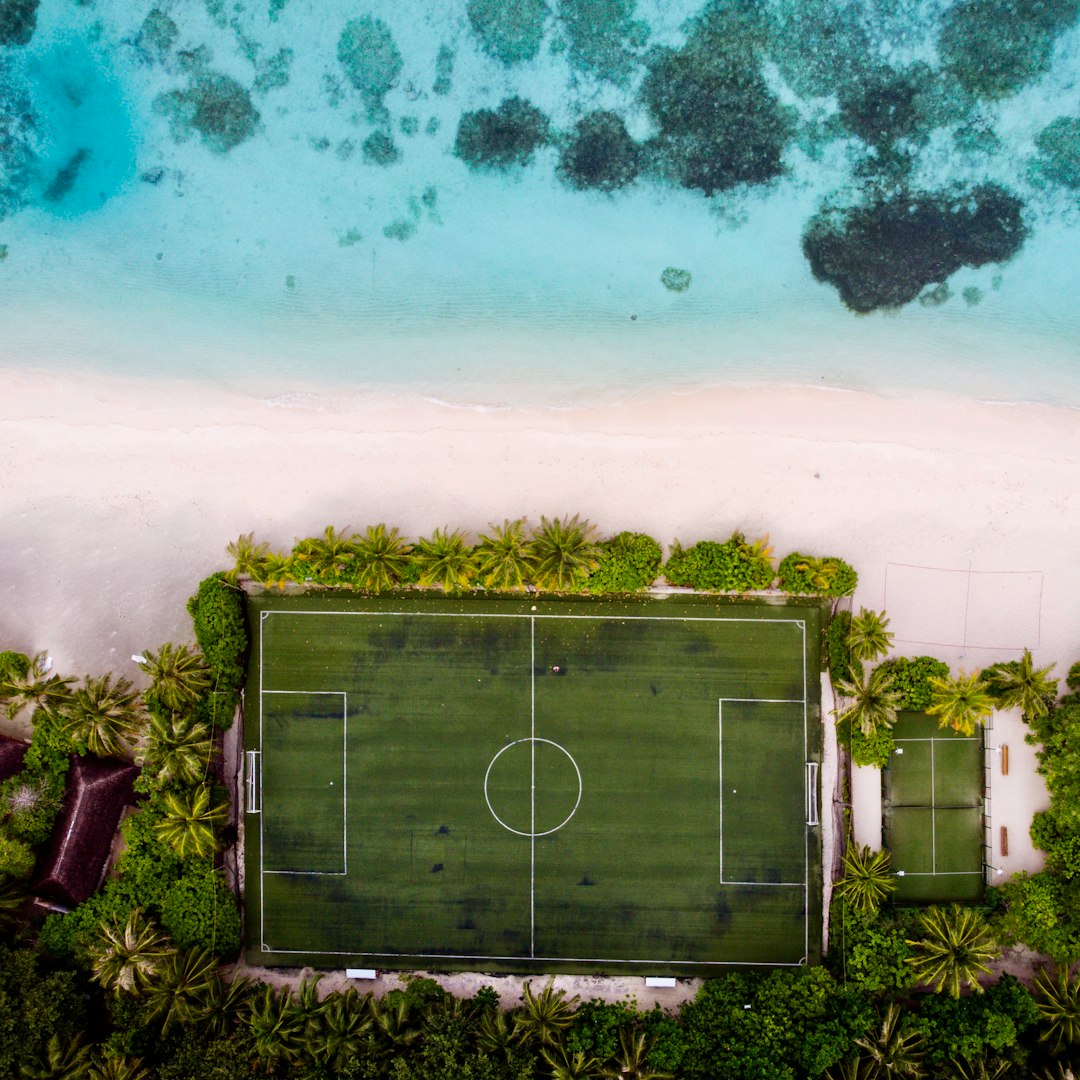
(1, 368), (1076, 952)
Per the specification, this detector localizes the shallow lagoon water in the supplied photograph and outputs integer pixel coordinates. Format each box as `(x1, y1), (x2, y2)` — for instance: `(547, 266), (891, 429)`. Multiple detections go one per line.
(0, 0), (1078, 406)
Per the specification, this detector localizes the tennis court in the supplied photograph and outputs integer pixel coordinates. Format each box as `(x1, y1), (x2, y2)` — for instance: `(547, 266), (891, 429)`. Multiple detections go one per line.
(884, 712), (985, 903)
(243, 593), (825, 974)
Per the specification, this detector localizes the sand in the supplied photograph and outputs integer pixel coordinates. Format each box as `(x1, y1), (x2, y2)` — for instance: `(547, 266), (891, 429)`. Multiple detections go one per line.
(1, 367), (1075, 940)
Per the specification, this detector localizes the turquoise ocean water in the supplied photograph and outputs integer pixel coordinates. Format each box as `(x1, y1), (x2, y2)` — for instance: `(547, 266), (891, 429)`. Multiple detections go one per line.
(0, 0), (1078, 405)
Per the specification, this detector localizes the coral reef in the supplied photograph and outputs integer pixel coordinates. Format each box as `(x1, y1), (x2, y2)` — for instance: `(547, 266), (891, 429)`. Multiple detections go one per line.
(433, 44), (454, 95)
(453, 97), (550, 171)
(43, 148), (90, 204)
(253, 47), (293, 94)
(0, 0), (39, 47)
(337, 17), (402, 116)
(768, 0), (870, 98)
(1032, 116), (1080, 190)
(155, 74), (260, 153)
(939, 0), (1080, 100)
(661, 267), (691, 292)
(557, 110), (639, 191)
(560, 0), (646, 83)
(0, 63), (37, 221)
(802, 185), (1028, 313)
(467, 0), (546, 65)
(362, 130), (400, 166)
(640, 3), (795, 195)
(136, 9), (178, 62)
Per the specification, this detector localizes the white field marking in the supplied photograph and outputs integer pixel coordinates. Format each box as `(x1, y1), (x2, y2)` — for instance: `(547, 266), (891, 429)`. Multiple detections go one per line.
(931, 739), (937, 874)
(893, 737), (979, 742)
(530, 616), (535, 959)
(717, 693), (810, 892)
(262, 946), (808, 967)
(257, 605), (812, 963)
(260, 690), (348, 891)
(895, 871), (982, 877)
(484, 739), (583, 838)
(722, 881), (806, 887)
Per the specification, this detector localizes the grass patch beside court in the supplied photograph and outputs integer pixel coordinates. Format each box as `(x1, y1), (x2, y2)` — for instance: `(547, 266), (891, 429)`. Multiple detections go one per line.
(243, 592), (824, 974)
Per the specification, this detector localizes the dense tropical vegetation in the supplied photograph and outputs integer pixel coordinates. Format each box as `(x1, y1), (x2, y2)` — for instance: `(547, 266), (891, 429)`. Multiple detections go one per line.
(1, 532), (1079, 1077)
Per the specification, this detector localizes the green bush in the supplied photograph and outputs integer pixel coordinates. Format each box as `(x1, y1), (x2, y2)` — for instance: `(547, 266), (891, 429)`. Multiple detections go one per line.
(0, 650), (30, 684)
(994, 871), (1080, 963)
(827, 899), (916, 993)
(159, 864), (241, 957)
(586, 531), (662, 593)
(0, 830), (34, 878)
(187, 574), (248, 728)
(776, 552), (858, 596)
(877, 655), (949, 711)
(825, 612), (854, 681)
(2, 710), (72, 845)
(848, 724), (894, 769)
(663, 532), (774, 592)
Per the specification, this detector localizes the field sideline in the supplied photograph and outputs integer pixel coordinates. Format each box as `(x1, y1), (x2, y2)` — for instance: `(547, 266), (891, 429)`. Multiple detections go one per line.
(243, 592), (825, 975)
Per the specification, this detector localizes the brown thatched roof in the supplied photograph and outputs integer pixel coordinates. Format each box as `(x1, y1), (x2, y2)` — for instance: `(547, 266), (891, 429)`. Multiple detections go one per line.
(0, 736), (29, 783)
(32, 755), (139, 909)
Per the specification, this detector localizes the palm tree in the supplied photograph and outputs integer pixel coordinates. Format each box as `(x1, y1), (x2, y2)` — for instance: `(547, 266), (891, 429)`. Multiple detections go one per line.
(513, 978), (579, 1046)
(1035, 964), (1080, 1054)
(154, 784), (227, 858)
(475, 1003), (524, 1059)
(542, 1043), (605, 1079)
(367, 993), (423, 1055)
(847, 608), (894, 663)
(601, 1027), (674, 1079)
(88, 909), (172, 994)
(823, 1058), (877, 1080)
(181, 972), (252, 1038)
(88, 1053), (152, 1080)
(0, 874), (27, 930)
(927, 671), (994, 736)
(135, 643), (212, 712)
(63, 674), (144, 757)
(1, 652), (75, 721)
(474, 518), (535, 589)
(835, 665), (902, 737)
(291, 525), (356, 582)
(20, 1033), (92, 1079)
(907, 904), (998, 997)
(254, 551), (295, 590)
(311, 989), (373, 1072)
(854, 1002), (926, 1078)
(792, 555), (843, 593)
(225, 532), (270, 584)
(948, 1054), (1013, 1080)
(143, 947), (220, 1033)
(833, 845), (897, 915)
(137, 709), (214, 790)
(351, 524), (412, 592)
(413, 527), (476, 591)
(244, 984), (308, 1067)
(985, 648), (1058, 720)
(528, 516), (600, 591)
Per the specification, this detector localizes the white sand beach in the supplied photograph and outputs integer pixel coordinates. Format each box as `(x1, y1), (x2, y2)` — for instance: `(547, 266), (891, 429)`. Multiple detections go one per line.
(1, 368), (1076, 878)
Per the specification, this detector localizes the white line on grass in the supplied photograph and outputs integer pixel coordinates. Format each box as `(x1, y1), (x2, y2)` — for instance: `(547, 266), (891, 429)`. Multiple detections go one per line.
(530, 616), (536, 960)
(263, 609), (806, 626)
(718, 700), (723, 883)
(931, 739), (937, 874)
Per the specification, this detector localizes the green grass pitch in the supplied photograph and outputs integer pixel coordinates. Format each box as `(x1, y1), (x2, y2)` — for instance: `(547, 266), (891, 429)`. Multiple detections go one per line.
(884, 712), (985, 904)
(242, 593), (825, 974)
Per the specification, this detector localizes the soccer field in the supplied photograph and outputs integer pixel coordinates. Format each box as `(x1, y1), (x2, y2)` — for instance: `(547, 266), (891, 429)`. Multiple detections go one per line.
(242, 593), (825, 974)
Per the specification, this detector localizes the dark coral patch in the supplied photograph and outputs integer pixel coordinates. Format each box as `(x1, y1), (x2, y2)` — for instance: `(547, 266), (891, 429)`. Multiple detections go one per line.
(453, 97), (550, 171)
(557, 111), (639, 192)
(0, 0), (39, 47)
(802, 185), (1028, 313)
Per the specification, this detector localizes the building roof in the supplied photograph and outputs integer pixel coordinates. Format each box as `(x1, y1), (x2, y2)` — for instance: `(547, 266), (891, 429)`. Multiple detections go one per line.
(0, 736), (29, 783)
(32, 754), (139, 909)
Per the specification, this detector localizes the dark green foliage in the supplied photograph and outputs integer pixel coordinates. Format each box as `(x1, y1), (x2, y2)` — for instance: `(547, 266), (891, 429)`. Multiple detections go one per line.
(1068, 660), (1080, 692)
(0, 832), (33, 877)
(641, 2), (794, 195)
(0, 650), (30, 683)
(0, 0), (38, 46)
(678, 968), (870, 1079)
(454, 98), (551, 170)
(560, 0), (643, 82)
(776, 552), (858, 596)
(557, 110), (640, 192)
(2, 709), (72, 844)
(0, 944), (90, 1077)
(877, 655), (950, 711)
(826, 611), (854, 682)
(802, 184), (1028, 313)
(1033, 116), (1080, 190)
(158, 863), (241, 957)
(187, 574), (248, 727)
(155, 75), (260, 153)
(337, 16), (402, 113)
(363, 129), (401, 166)
(467, 0), (546, 64)
(155, 1032), (254, 1080)
(828, 900), (916, 993)
(663, 532), (774, 592)
(910, 973), (1038, 1064)
(848, 723), (895, 769)
(940, 0), (1080, 101)
(586, 531), (662, 593)
(995, 871), (1080, 963)
(567, 999), (637, 1058)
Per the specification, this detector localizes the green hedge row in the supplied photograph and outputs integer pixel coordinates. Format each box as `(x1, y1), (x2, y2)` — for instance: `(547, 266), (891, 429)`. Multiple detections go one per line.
(187, 574), (249, 729)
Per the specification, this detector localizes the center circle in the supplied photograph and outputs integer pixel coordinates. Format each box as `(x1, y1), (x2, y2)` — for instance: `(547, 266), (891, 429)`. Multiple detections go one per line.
(484, 738), (582, 837)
